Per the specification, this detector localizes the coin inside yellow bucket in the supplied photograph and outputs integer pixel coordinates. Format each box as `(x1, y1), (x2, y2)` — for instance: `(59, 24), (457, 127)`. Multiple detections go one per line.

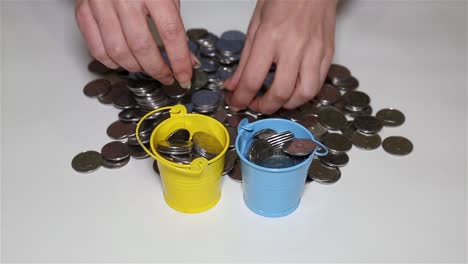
(137, 105), (229, 213)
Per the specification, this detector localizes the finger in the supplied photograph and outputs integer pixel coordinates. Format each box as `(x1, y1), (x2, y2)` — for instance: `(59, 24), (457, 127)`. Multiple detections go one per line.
(75, 0), (118, 68)
(229, 29), (274, 111)
(318, 7), (336, 85)
(223, 0), (264, 90)
(115, 0), (174, 84)
(89, 0), (142, 72)
(147, 1), (193, 88)
(283, 46), (323, 109)
(249, 52), (301, 114)
(191, 53), (201, 69)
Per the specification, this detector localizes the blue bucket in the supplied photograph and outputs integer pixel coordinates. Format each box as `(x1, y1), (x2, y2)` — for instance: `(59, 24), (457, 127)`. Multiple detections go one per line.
(235, 118), (328, 217)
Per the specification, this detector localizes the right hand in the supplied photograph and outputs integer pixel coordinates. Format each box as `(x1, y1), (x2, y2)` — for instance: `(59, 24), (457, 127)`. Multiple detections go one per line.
(75, 0), (197, 88)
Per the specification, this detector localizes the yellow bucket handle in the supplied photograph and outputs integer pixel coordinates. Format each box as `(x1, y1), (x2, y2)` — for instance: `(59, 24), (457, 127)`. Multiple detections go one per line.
(135, 105), (207, 176)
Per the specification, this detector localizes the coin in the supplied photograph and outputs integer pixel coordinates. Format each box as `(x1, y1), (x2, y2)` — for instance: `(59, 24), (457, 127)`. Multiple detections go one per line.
(327, 64), (351, 85)
(157, 140), (193, 155)
(353, 115), (383, 134)
(376, 108), (405, 127)
(199, 57), (219, 73)
(166, 129), (190, 143)
(226, 112), (256, 128)
(342, 91), (370, 110)
(350, 130), (381, 150)
(319, 152), (349, 167)
(83, 79), (112, 98)
(296, 114), (328, 139)
(259, 154), (300, 168)
(320, 132), (352, 153)
(226, 126), (238, 149)
(163, 82), (189, 99)
(228, 158), (243, 182)
(317, 84), (341, 105)
(341, 121), (357, 139)
(192, 131), (224, 159)
(127, 144), (149, 159)
(248, 138), (274, 164)
(187, 28), (208, 41)
(253, 129), (278, 140)
(102, 156), (130, 169)
(382, 136), (413, 156)
(106, 120), (136, 139)
(192, 69), (209, 90)
(223, 148), (238, 175)
(118, 108), (142, 123)
(211, 108), (227, 124)
(282, 138), (318, 156)
(334, 76), (359, 92)
(308, 159), (341, 184)
(101, 141), (131, 161)
(221, 30), (246, 42)
(88, 59), (113, 75)
(71, 151), (103, 173)
(113, 91), (137, 110)
(318, 107), (347, 131)
(152, 160), (160, 174)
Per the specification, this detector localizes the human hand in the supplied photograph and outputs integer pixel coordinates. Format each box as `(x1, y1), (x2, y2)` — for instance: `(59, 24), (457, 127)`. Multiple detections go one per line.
(75, 0), (198, 88)
(224, 0), (337, 114)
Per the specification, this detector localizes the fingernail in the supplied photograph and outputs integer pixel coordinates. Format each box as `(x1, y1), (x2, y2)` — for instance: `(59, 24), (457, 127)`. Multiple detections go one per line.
(180, 81), (191, 89)
(162, 76), (175, 85)
(193, 57), (201, 69)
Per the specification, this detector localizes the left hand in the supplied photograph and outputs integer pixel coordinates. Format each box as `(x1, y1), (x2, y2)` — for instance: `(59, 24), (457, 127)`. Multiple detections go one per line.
(224, 0), (337, 114)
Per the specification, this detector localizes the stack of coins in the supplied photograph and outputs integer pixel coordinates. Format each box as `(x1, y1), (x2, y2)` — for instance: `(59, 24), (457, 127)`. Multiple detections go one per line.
(74, 28), (413, 187)
(156, 129), (224, 164)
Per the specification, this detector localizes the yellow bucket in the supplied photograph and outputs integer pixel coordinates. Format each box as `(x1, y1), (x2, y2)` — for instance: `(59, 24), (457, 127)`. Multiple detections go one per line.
(136, 104), (229, 213)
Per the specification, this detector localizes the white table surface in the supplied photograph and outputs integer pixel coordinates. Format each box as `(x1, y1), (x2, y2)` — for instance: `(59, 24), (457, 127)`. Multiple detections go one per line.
(1, 0), (467, 262)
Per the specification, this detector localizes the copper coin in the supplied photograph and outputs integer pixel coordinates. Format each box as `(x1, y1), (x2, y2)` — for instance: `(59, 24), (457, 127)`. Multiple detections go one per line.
(88, 59), (112, 75)
(334, 76), (359, 91)
(211, 108), (227, 124)
(226, 112), (256, 128)
(282, 139), (318, 156)
(101, 141), (131, 161)
(107, 120), (136, 139)
(228, 158), (243, 182)
(327, 64), (351, 85)
(128, 144), (150, 159)
(153, 160), (160, 174)
(83, 79), (112, 98)
(71, 151), (102, 173)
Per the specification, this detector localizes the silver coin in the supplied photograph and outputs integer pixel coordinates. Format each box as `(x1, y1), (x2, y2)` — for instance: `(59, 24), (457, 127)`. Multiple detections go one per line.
(350, 130), (382, 150)
(317, 84), (341, 105)
(342, 91), (370, 110)
(166, 129), (190, 143)
(199, 58), (219, 73)
(192, 89), (221, 114)
(226, 126), (238, 149)
(71, 151), (103, 173)
(248, 139), (274, 164)
(221, 30), (246, 42)
(296, 114), (328, 139)
(382, 136), (413, 156)
(320, 132), (352, 153)
(342, 105), (373, 118)
(163, 82), (188, 99)
(192, 131), (224, 159)
(192, 69), (209, 90)
(157, 140), (193, 155)
(319, 152), (349, 167)
(282, 138), (318, 156)
(259, 154), (300, 168)
(353, 115), (383, 134)
(341, 121), (357, 139)
(318, 107), (347, 131)
(101, 141), (131, 161)
(308, 159), (341, 184)
(327, 64), (351, 85)
(216, 66), (234, 81)
(334, 76), (359, 92)
(253, 128), (278, 140)
(376, 108), (405, 127)
(106, 120), (136, 140)
(223, 148), (238, 175)
(228, 158), (243, 182)
(102, 156), (130, 169)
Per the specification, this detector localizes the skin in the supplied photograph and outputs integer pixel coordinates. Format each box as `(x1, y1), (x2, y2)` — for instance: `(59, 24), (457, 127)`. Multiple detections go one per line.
(75, 0), (336, 113)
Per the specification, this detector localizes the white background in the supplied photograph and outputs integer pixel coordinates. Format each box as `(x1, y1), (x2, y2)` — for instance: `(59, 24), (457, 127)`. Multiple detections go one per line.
(1, 0), (467, 262)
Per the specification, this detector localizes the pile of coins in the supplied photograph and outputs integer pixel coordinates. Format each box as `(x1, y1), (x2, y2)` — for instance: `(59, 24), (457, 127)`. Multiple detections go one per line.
(73, 28), (413, 186)
(156, 129), (223, 164)
(246, 129), (318, 168)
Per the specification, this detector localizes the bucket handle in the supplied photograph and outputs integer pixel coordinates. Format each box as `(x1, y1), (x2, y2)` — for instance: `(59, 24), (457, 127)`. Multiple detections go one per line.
(135, 105), (207, 176)
(314, 140), (328, 156)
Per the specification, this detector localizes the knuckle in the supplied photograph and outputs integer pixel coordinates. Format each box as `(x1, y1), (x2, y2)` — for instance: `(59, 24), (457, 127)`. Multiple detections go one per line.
(107, 44), (127, 60)
(160, 20), (183, 40)
(129, 37), (153, 53)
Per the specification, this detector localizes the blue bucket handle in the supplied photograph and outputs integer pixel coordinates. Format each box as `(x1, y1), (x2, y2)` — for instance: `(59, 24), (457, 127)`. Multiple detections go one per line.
(313, 140), (328, 156)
